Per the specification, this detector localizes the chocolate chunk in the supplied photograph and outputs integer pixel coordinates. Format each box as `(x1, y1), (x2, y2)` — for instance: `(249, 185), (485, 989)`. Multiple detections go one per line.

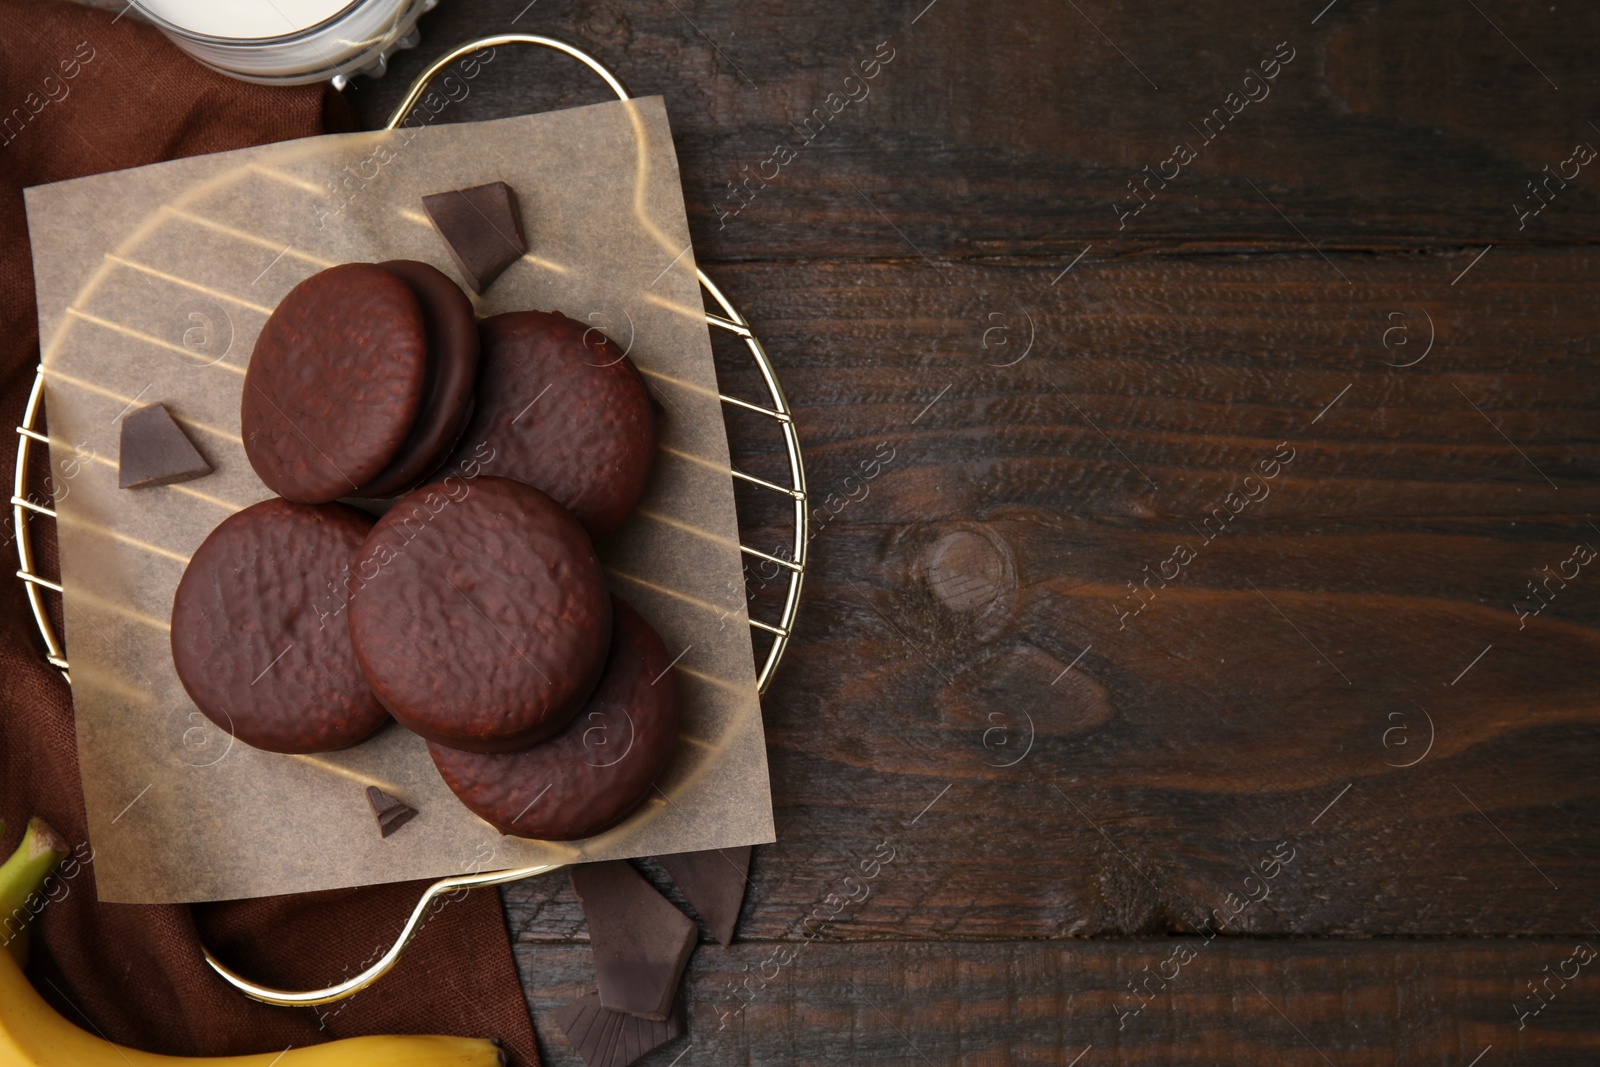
(553, 993), (684, 1067)
(570, 860), (697, 1021)
(656, 845), (752, 947)
(365, 786), (416, 837)
(421, 182), (526, 293)
(118, 403), (211, 488)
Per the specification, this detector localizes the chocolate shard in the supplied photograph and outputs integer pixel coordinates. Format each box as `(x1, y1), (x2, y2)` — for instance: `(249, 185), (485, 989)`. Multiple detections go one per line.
(421, 181), (526, 293)
(655, 845), (752, 948)
(118, 403), (211, 489)
(570, 860), (697, 1021)
(365, 785), (417, 838)
(553, 993), (684, 1067)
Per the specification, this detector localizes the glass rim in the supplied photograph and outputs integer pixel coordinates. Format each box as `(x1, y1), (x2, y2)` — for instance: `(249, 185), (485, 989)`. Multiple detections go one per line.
(129, 0), (367, 46)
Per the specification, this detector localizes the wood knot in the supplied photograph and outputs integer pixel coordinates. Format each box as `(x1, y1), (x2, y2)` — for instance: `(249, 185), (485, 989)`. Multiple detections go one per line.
(921, 527), (1016, 619)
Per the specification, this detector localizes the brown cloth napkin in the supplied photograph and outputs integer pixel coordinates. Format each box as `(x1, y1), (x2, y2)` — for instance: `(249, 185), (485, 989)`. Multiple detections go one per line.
(0, 3), (541, 1062)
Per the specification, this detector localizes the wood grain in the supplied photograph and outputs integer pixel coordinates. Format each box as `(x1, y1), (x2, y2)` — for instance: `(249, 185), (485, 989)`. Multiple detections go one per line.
(514, 939), (1600, 1066)
(499, 249), (1600, 940)
(353, 0), (1600, 262)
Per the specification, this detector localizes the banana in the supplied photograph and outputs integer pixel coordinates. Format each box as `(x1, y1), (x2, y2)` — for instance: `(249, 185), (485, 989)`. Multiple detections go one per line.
(0, 818), (67, 967)
(0, 820), (503, 1067)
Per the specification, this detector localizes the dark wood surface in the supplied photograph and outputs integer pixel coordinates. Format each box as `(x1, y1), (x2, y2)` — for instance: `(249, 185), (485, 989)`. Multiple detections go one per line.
(350, 0), (1600, 1062)
(514, 940), (1600, 1067)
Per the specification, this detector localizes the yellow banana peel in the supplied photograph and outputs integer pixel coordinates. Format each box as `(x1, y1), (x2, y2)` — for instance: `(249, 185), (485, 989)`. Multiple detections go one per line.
(0, 818), (68, 967)
(0, 819), (503, 1067)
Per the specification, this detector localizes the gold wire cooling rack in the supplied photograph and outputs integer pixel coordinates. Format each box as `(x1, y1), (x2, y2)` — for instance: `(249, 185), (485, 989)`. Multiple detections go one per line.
(11, 34), (807, 1007)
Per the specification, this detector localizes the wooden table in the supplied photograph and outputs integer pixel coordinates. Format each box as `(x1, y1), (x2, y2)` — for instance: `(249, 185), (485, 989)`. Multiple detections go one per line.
(355, 1), (1600, 1062)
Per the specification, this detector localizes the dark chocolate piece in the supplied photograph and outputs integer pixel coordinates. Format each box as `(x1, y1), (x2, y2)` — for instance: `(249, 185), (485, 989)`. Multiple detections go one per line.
(553, 993), (684, 1067)
(570, 860), (697, 1021)
(118, 403), (211, 488)
(421, 182), (526, 294)
(656, 845), (752, 947)
(365, 786), (417, 837)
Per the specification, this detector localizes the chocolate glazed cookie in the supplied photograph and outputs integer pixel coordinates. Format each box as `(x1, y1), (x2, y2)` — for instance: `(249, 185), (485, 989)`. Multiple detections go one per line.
(242, 263), (429, 503)
(444, 311), (656, 541)
(171, 498), (389, 754)
(428, 598), (680, 840)
(353, 260), (480, 499)
(348, 476), (611, 752)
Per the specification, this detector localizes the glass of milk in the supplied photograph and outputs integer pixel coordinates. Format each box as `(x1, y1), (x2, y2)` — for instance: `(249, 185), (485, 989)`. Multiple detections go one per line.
(131, 0), (437, 86)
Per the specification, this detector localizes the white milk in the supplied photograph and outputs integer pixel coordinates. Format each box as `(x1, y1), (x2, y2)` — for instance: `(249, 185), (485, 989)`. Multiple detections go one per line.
(131, 0), (432, 84)
(135, 0), (354, 40)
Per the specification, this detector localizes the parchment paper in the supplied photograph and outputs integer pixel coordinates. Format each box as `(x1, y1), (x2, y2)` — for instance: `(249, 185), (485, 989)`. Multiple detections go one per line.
(24, 97), (775, 904)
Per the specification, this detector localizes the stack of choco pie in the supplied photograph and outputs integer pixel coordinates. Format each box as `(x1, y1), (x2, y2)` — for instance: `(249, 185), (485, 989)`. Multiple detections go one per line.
(169, 257), (676, 843)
